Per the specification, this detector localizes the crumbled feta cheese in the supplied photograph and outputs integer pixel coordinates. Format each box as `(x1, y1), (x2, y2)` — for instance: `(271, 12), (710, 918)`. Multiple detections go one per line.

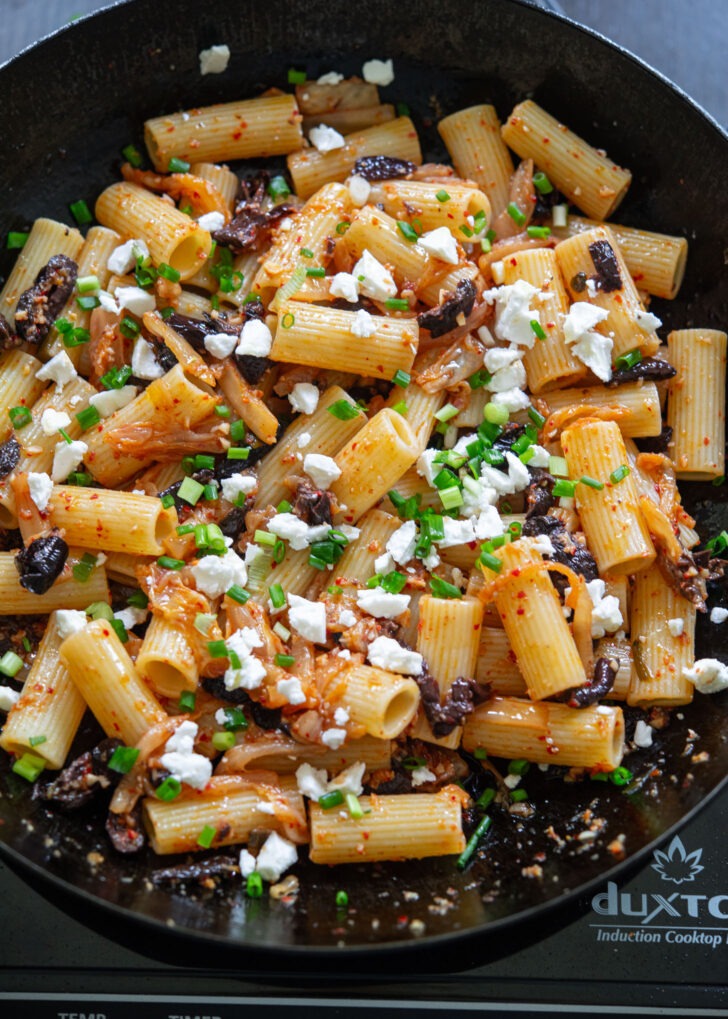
(224, 644), (266, 692)
(27, 472), (53, 512)
(239, 848), (256, 877)
(160, 721), (212, 789)
(303, 453), (342, 490)
(527, 445), (550, 468)
(352, 250), (397, 302)
(190, 548), (247, 598)
(411, 765), (436, 787)
(329, 272), (360, 303)
(586, 578), (623, 638)
(492, 387), (532, 413)
(0, 684), (20, 713)
(51, 439), (87, 482)
(374, 552), (394, 574)
(36, 351), (77, 390)
(235, 318), (273, 357)
(422, 547), (441, 570)
(321, 728), (347, 749)
(113, 606), (148, 630)
(347, 175), (371, 206)
(418, 226), (458, 265)
(199, 43), (230, 75)
(220, 473), (257, 504)
(473, 505), (505, 540)
(667, 617), (685, 638)
(309, 124), (346, 153)
(532, 534), (555, 556)
(362, 58), (394, 86)
(227, 628), (263, 660)
(635, 309), (662, 333)
(338, 609), (357, 627)
(116, 286), (156, 318)
(288, 594), (327, 644)
(570, 329), (613, 383)
(277, 676), (306, 705)
(487, 358), (527, 394)
(351, 308), (376, 337)
(633, 720), (654, 748)
(317, 71), (344, 85)
(334, 706), (350, 725)
(337, 524), (360, 541)
(40, 408), (71, 436)
(328, 761), (366, 796)
(256, 832), (298, 883)
(710, 606), (728, 624)
(356, 589), (410, 619)
(89, 385), (137, 417)
(386, 520), (418, 565)
(483, 280), (540, 348)
(288, 382), (320, 414)
(505, 450), (531, 492)
(131, 338), (164, 380)
(460, 476), (498, 516)
(98, 290), (120, 314)
(297, 432), (312, 449)
(504, 773), (521, 790)
(267, 513), (330, 551)
(106, 238), (149, 276)
(683, 658), (728, 694)
(56, 609), (88, 640)
(204, 331), (238, 359)
(367, 635), (422, 675)
(439, 517), (476, 548)
(484, 346), (523, 374)
(296, 763), (329, 801)
(197, 211), (226, 233)
(563, 303), (609, 344)
(416, 448), (439, 487)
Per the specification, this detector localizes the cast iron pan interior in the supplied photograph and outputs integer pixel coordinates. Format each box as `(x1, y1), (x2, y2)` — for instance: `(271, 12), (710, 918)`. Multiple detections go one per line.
(0, 0), (727, 962)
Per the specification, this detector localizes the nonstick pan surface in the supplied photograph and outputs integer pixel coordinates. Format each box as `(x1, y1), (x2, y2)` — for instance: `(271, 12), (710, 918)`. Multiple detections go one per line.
(0, 0), (727, 961)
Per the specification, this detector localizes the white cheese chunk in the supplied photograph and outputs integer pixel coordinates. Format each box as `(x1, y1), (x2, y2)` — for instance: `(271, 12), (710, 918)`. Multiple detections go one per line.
(160, 721), (212, 790)
(40, 408), (71, 436)
(563, 302), (610, 343)
(351, 309), (376, 337)
(277, 676), (306, 705)
(317, 71), (344, 85)
(204, 332), (238, 359)
(347, 174), (371, 206)
(309, 124), (346, 153)
(362, 58), (394, 86)
(667, 617), (685, 637)
(303, 453), (342, 490)
(338, 609), (357, 627)
(131, 338), (164, 380)
(189, 548), (247, 598)
(0, 686), (20, 712)
(239, 848), (256, 877)
(296, 763), (329, 801)
(297, 432), (312, 449)
(106, 238), (149, 276)
(352, 250), (397, 302)
(220, 473), (257, 504)
(197, 210), (226, 232)
(35, 351), (77, 390)
(27, 472), (53, 512)
(483, 280), (540, 348)
(51, 439), (87, 482)
(532, 534), (555, 556)
(411, 765), (437, 787)
(328, 761), (366, 796)
(116, 285), (156, 317)
(235, 318), (273, 357)
(255, 832), (298, 883)
(199, 44), (230, 75)
(356, 589), (410, 619)
(56, 609), (88, 640)
(418, 226), (458, 265)
(329, 272), (360, 303)
(267, 513), (330, 551)
(386, 520), (417, 565)
(367, 636), (422, 675)
(98, 290), (120, 314)
(438, 517), (476, 549)
(288, 594), (327, 644)
(321, 727), (347, 749)
(113, 606), (148, 630)
(334, 706), (350, 725)
(473, 505), (505, 540)
(683, 658), (728, 694)
(89, 385), (137, 417)
(527, 445), (551, 468)
(633, 720), (654, 748)
(288, 382), (320, 415)
(586, 578), (623, 638)
(635, 309), (662, 333)
(570, 329), (614, 383)
(492, 387), (532, 412)
(487, 358), (527, 394)
(484, 346), (523, 374)
(710, 606), (728, 624)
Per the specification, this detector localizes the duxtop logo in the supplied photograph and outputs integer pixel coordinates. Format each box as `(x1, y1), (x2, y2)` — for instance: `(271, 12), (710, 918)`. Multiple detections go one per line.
(589, 835), (727, 947)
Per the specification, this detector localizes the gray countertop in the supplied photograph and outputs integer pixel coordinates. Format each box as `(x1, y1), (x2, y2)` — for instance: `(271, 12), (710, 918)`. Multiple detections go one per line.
(1, 0), (726, 127)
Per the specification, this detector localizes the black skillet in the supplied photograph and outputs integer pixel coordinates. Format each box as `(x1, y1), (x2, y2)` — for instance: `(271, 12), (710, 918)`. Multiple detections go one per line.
(0, 0), (727, 967)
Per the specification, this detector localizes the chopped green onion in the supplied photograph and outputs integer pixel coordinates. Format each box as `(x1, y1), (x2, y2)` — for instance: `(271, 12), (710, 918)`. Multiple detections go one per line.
(533, 171), (554, 194)
(202, 482), (218, 501)
(712, 475), (725, 487)
(28, 734), (47, 748)
(178, 690), (196, 711)
(435, 189), (450, 203)
(227, 446), (250, 460)
(273, 539), (286, 564)
(176, 524), (195, 536)
(510, 788), (529, 803)
(268, 175), (291, 200)
(615, 349), (642, 371)
(384, 298), (410, 312)
(392, 368), (411, 388)
(108, 746), (140, 774)
(12, 753), (46, 782)
(472, 209), (488, 234)
(127, 590), (149, 609)
(197, 824), (216, 849)
(222, 707), (248, 732)
(226, 585), (251, 605)
(476, 787), (496, 810)
(548, 456), (569, 478)
(610, 766), (634, 787)
(157, 262), (181, 283)
(75, 295), (100, 310)
(85, 601), (113, 621)
(508, 758), (530, 776)
(57, 427), (73, 445)
(396, 102), (410, 116)
(511, 434), (531, 456)
(429, 576), (463, 599)
(7, 231), (29, 249)
(468, 368), (492, 390)
(473, 747), (488, 760)
(438, 486), (464, 511)
(0, 651), (23, 677)
(335, 220), (350, 235)
(177, 476), (205, 506)
(157, 556), (185, 570)
(273, 621), (291, 641)
(479, 551), (502, 573)
(345, 792), (364, 819)
(305, 266), (326, 278)
(72, 553), (97, 583)
(327, 399), (360, 421)
(75, 406), (101, 431)
(328, 585), (343, 596)
(76, 274), (100, 294)
(212, 731), (236, 752)
(526, 225), (551, 239)
(379, 570), (407, 594)
(269, 583), (286, 609)
(506, 202), (526, 227)
(335, 890), (349, 907)
(255, 530), (276, 548)
(610, 464), (630, 484)
(155, 776), (182, 801)
(21, 638), (31, 652)
(109, 619), (128, 644)
(287, 68), (307, 84)
(551, 479), (576, 498)
(483, 402), (509, 425)
(508, 521), (522, 541)
(281, 311), (296, 328)
(396, 220), (419, 242)
(167, 157), (190, 173)
(519, 447), (535, 465)
(67, 471), (92, 486)
(319, 789), (345, 810)
(246, 872), (264, 897)
(530, 319), (546, 340)
(122, 143), (143, 167)
(214, 404), (231, 418)
(274, 653), (296, 668)
(207, 639), (229, 658)
(69, 199), (93, 225)
(456, 813), (492, 870)
(100, 364), (132, 390)
(580, 475), (605, 491)
(194, 613), (215, 635)
(392, 400), (408, 416)
(160, 494), (176, 509)
(434, 403), (459, 423)
(9, 405), (32, 429)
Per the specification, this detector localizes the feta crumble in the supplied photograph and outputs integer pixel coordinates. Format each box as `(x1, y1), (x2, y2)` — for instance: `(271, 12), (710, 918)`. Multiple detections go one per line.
(199, 44), (231, 76)
(418, 226), (458, 265)
(131, 338), (164, 380)
(309, 124), (346, 153)
(277, 676), (307, 705)
(562, 302), (612, 382)
(106, 238), (149, 276)
(411, 766), (436, 787)
(303, 452), (342, 489)
(197, 211), (226, 233)
(710, 606), (728, 624)
(27, 472), (53, 512)
(287, 594), (327, 644)
(683, 658), (728, 694)
(204, 331), (238, 359)
(386, 520), (418, 565)
(267, 513), (330, 551)
(36, 351), (77, 390)
(235, 318), (273, 357)
(255, 832), (298, 883)
(296, 763), (329, 801)
(356, 588), (410, 619)
(347, 174), (371, 206)
(367, 635), (422, 675)
(220, 473), (257, 504)
(51, 439), (87, 482)
(56, 609), (88, 640)
(89, 385), (137, 417)
(483, 280), (540, 348)
(362, 58), (394, 86)
(667, 617), (685, 638)
(317, 71), (344, 85)
(586, 578), (623, 638)
(352, 250), (396, 302)
(321, 727), (347, 750)
(635, 309), (662, 333)
(329, 272), (360, 303)
(288, 382), (320, 414)
(189, 548), (247, 598)
(40, 408), (71, 436)
(633, 720), (654, 748)
(351, 309), (376, 338)
(116, 285), (156, 318)
(160, 721), (212, 790)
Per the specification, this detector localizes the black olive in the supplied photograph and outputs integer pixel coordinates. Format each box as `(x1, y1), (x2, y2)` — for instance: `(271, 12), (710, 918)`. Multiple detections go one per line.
(15, 533), (69, 594)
